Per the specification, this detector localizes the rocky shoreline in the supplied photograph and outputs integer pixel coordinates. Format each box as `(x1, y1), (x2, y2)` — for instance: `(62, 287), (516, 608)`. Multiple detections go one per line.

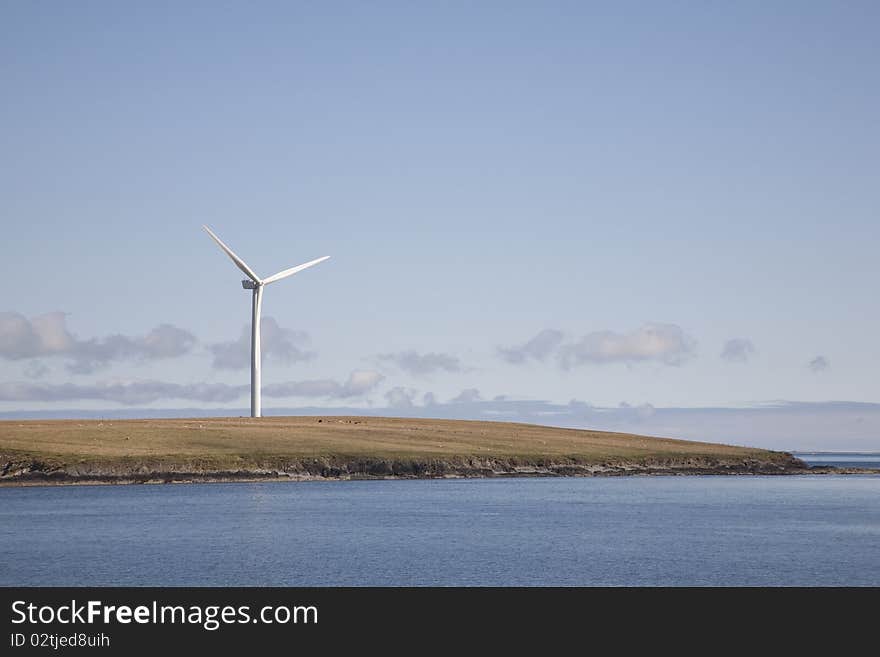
(3, 452), (870, 487)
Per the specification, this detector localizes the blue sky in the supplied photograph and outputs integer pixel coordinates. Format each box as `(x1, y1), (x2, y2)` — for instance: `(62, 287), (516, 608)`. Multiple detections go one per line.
(1, 2), (878, 449)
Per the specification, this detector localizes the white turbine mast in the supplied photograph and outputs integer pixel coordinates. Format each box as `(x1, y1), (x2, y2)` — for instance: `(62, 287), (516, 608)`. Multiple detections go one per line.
(202, 225), (330, 418)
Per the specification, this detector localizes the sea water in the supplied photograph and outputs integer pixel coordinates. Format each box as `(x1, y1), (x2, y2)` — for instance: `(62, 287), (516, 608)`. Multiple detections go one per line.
(795, 452), (880, 469)
(1, 474), (878, 586)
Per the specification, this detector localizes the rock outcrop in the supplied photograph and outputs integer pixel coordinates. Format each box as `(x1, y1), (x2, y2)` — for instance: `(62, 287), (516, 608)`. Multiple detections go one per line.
(0, 452), (810, 486)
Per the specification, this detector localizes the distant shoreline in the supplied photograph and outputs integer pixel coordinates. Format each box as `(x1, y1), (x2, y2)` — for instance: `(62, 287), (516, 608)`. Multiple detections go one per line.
(2, 415), (866, 488)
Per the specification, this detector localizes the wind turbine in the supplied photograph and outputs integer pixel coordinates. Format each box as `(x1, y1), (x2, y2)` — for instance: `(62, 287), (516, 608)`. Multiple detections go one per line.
(202, 225), (330, 418)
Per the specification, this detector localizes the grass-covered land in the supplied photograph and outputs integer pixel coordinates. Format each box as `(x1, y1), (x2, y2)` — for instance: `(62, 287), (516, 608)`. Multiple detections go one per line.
(0, 416), (805, 485)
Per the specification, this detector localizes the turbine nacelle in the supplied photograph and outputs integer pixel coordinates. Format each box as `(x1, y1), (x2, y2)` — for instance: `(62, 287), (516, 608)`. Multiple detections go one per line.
(242, 279), (258, 290)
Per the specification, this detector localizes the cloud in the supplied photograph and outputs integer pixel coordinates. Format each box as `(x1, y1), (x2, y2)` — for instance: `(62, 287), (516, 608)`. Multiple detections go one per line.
(262, 370), (384, 399)
(423, 392), (438, 406)
(139, 324), (198, 359)
(68, 324), (197, 374)
(377, 350), (461, 376)
(0, 312), (74, 359)
(809, 355), (830, 373)
(0, 312), (197, 374)
(344, 369), (385, 395)
(559, 323), (696, 368)
(498, 329), (564, 364)
(0, 380), (245, 405)
(24, 361), (50, 379)
(385, 386), (418, 409)
(721, 338), (756, 363)
(499, 325), (695, 369)
(209, 317), (314, 370)
(0, 370), (384, 405)
(451, 388), (481, 403)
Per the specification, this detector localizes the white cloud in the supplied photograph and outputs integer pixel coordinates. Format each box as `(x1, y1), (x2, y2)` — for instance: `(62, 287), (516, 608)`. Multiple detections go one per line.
(384, 386), (418, 409)
(498, 329), (564, 364)
(343, 369), (385, 396)
(559, 323), (696, 368)
(377, 350), (461, 376)
(262, 369), (384, 399)
(809, 355), (830, 373)
(0, 312), (196, 374)
(499, 325), (695, 369)
(0, 312), (74, 359)
(721, 338), (756, 363)
(0, 370), (384, 405)
(23, 361), (50, 379)
(450, 388), (481, 403)
(0, 380), (244, 405)
(209, 317), (314, 370)
(68, 324), (197, 374)
(139, 324), (198, 359)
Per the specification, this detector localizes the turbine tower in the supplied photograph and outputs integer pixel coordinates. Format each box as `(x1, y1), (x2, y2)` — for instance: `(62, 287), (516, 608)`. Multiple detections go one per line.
(203, 225), (329, 418)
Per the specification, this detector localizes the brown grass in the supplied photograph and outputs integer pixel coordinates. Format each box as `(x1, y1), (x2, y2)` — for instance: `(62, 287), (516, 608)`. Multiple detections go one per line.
(0, 415), (778, 465)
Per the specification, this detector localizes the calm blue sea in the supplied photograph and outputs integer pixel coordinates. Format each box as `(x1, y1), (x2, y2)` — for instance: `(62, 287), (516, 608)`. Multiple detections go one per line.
(1, 475), (878, 586)
(795, 452), (880, 469)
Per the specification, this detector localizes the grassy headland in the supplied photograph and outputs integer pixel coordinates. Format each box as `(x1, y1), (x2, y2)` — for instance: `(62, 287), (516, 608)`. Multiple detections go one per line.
(0, 416), (806, 485)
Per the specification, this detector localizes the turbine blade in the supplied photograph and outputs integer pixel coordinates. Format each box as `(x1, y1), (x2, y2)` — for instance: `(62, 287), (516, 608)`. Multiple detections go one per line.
(202, 225), (261, 282)
(262, 256), (330, 285)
